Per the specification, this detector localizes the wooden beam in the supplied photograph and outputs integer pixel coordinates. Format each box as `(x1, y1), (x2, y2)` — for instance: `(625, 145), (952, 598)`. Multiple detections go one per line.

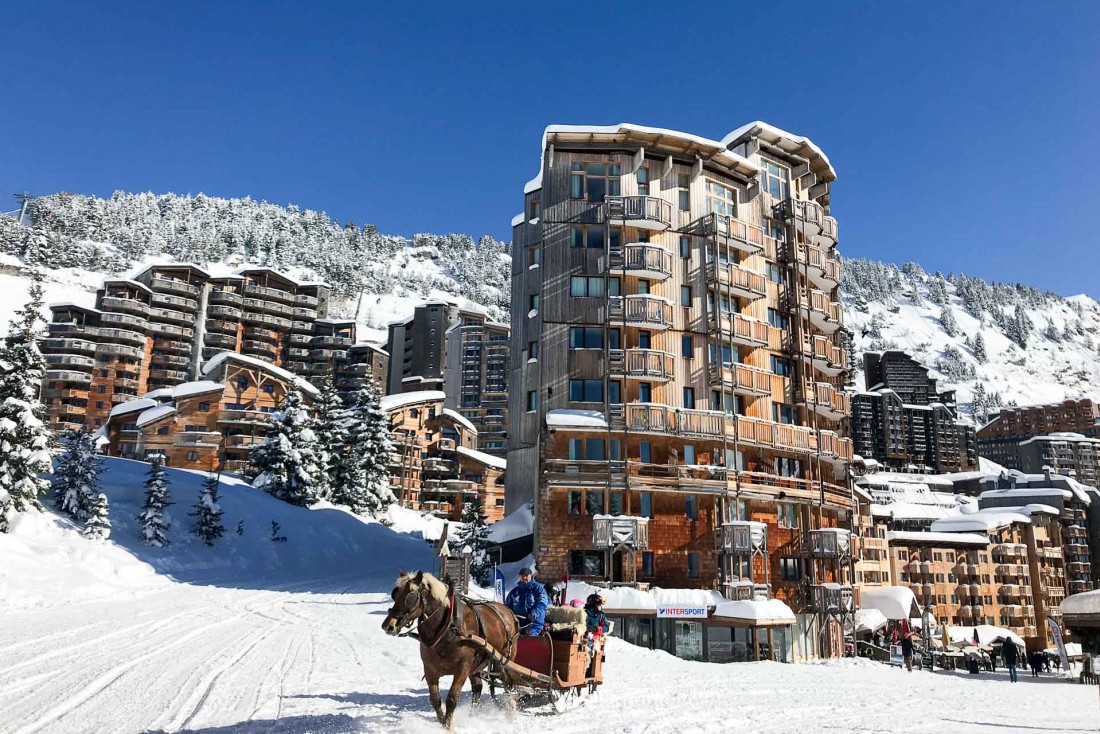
(809, 181), (829, 200)
(548, 143), (554, 168)
(663, 154), (674, 178)
(692, 156), (704, 179)
(632, 146), (645, 173)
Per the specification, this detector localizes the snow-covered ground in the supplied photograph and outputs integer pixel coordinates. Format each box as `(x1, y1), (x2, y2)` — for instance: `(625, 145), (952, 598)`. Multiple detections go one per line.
(2, 460), (1096, 733)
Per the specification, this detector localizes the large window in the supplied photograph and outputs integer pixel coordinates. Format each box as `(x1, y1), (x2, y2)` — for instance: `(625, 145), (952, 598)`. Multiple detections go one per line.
(770, 356), (793, 377)
(705, 180), (737, 217)
(777, 502), (798, 529)
(571, 225), (620, 249)
(569, 327), (603, 349)
(637, 166), (649, 196)
(640, 492), (653, 518)
(526, 390), (537, 411)
(774, 457), (801, 478)
(570, 276), (606, 297)
(571, 162), (621, 202)
(608, 380), (621, 404)
(677, 174), (691, 211)
(639, 440), (652, 464)
(638, 382), (652, 403)
(569, 379), (603, 402)
(569, 438), (607, 461)
(773, 402), (794, 425)
(681, 335), (693, 358)
(642, 551), (654, 578)
(767, 308), (790, 330)
(683, 387), (695, 408)
(570, 550), (606, 576)
(761, 160), (789, 200)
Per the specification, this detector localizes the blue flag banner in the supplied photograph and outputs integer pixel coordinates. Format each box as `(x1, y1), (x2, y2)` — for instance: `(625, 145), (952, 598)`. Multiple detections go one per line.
(494, 569), (505, 603)
(1047, 616), (1071, 671)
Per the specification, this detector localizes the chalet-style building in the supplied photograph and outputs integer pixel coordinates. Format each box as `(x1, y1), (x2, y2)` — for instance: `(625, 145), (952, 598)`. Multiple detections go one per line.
(977, 398), (1100, 468)
(850, 351), (976, 473)
(506, 121), (852, 659)
(40, 264), (386, 433)
(381, 390), (506, 522)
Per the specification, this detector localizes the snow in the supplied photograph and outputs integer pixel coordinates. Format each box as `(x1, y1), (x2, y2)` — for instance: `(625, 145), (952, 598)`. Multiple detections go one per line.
(378, 390), (445, 413)
(511, 212), (525, 227)
(171, 380), (225, 398)
(546, 408), (608, 429)
(442, 408), (478, 435)
(108, 397), (158, 419)
(712, 598), (796, 624)
(135, 404), (176, 427)
(887, 530), (991, 546)
(946, 625), (1026, 649)
(721, 120), (836, 179)
(860, 586), (919, 620)
(485, 502), (533, 543)
(142, 387), (175, 401)
(201, 351), (319, 397)
(454, 445), (505, 471)
(1060, 589), (1100, 616)
(930, 508), (1033, 533)
(854, 608), (888, 633)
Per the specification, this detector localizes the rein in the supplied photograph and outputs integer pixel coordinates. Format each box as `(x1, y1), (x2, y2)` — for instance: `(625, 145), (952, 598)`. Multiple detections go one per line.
(391, 585), (453, 648)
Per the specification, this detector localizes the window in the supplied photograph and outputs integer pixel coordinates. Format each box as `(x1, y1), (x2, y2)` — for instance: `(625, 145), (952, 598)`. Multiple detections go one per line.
(570, 550), (605, 576)
(677, 174), (690, 211)
(100, 369), (108, 377)
(157, 427), (170, 435)
(197, 401), (210, 412)
(98, 385), (106, 394)
(770, 356), (793, 377)
(608, 327), (621, 349)
(760, 160), (789, 200)
(933, 553), (943, 562)
(569, 379), (603, 402)
(527, 245), (541, 268)
(680, 286), (692, 307)
(528, 198), (540, 220)
(681, 335), (693, 358)
(186, 451), (199, 461)
(683, 387), (695, 408)
(767, 308), (790, 330)
(585, 490), (604, 516)
(640, 492), (653, 518)
(570, 161), (621, 202)
(608, 380), (621, 404)
(638, 382), (652, 403)
(687, 552), (699, 579)
(780, 558), (802, 580)
(709, 344), (734, 366)
(636, 279), (650, 295)
(639, 441), (652, 464)
(526, 390), (537, 411)
(569, 491), (583, 515)
(765, 263), (785, 284)
(778, 503), (798, 528)
(637, 331), (651, 349)
(685, 495), (698, 520)
(569, 437), (605, 460)
(774, 457), (801, 478)
(683, 445), (696, 465)
(642, 551), (654, 578)
(679, 236), (690, 258)
(262, 384), (274, 394)
(185, 424), (204, 432)
(95, 401), (104, 409)
(528, 341), (539, 359)
(705, 180), (737, 216)
(571, 225), (619, 249)
(570, 276), (605, 297)
(236, 376), (248, 389)
(529, 294), (540, 311)
(636, 166), (649, 196)
(637, 229), (650, 243)
(609, 491), (623, 516)
(773, 402), (795, 425)
(609, 439), (621, 460)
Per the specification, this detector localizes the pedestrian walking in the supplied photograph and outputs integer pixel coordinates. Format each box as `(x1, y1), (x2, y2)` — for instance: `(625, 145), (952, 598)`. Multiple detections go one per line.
(1002, 640), (1020, 683)
(901, 633), (915, 672)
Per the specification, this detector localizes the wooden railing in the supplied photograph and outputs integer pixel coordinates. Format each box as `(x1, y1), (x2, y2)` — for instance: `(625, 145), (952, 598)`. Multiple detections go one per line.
(802, 245), (841, 283)
(609, 348), (675, 380)
(621, 244), (673, 278)
(710, 312), (769, 346)
(605, 195), (673, 227)
(692, 213), (765, 250)
(593, 516), (649, 550)
(707, 261), (766, 297)
(608, 296), (674, 328)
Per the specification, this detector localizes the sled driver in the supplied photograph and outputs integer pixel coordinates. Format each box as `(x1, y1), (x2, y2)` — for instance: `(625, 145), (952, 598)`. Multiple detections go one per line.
(506, 566), (549, 636)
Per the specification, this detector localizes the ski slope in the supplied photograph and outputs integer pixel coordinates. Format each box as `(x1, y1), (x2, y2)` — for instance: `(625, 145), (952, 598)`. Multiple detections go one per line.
(1, 460), (1096, 733)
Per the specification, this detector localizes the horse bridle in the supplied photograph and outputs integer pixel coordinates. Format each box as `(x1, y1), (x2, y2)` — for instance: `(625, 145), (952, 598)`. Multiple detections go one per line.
(388, 584), (446, 637)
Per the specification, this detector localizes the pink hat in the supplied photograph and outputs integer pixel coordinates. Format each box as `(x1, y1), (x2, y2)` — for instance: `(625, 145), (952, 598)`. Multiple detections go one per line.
(567, 599), (582, 608)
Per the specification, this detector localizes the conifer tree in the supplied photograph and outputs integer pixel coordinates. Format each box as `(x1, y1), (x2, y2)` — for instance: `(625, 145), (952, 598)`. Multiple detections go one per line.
(250, 390), (322, 507)
(939, 305), (958, 336)
(139, 454), (172, 547)
(83, 492), (111, 540)
(0, 271), (52, 532)
(973, 332), (988, 363)
(52, 429), (103, 523)
(311, 376), (346, 502)
(449, 495), (494, 585)
(332, 383), (395, 517)
(191, 473), (225, 547)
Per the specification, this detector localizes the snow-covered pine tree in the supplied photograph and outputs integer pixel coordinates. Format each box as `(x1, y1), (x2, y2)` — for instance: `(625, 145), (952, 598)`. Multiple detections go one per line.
(973, 332), (988, 363)
(191, 473), (225, 547)
(333, 383), (395, 517)
(971, 383), (990, 423)
(940, 305), (958, 336)
(1009, 304), (1033, 348)
(52, 429), (103, 523)
(250, 390), (322, 507)
(449, 495), (494, 586)
(82, 492), (111, 540)
(311, 376), (346, 502)
(0, 270), (53, 532)
(139, 454), (172, 547)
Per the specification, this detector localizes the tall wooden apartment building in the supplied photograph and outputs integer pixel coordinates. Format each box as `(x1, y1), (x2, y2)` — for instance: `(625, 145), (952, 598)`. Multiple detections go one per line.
(978, 398), (1100, 468)
(41, 264), (387, 432)
(506, 122), (853, 654)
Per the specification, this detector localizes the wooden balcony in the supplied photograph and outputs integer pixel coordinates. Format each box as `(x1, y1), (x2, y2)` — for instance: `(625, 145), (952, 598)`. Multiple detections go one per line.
(804, 289), (843, 334)
(244, 283), (296, 304)
(708, 312), (769, 347)
(150, 292), (197, 311)
(707, 261), (767, 300)
(207, 305), (242, 319)
(715, 520), (767, 554)
(609, 348), (675, 382)
(817, 215), (838, 247)
(711, 362), (773, 397)
(151, 275), (200, 297)
(100, 311), (149, 331)
(149, 306), (196, 326)
(801, 334), (846, 376)
(810, 584), (855, 614)
(608, 295), (673, 331)
(800, 244), (841, 290)
(687, 213), (764, 253)
(605, 195), (672, 231)
(618, 243), (673, 280)
(295, 293), (320, 307)
(101, 296), (150, 316)
(41, 338), (97, 354)
(803, 380), (850, 420)
(45, 353), (96, 370)
(592, 515), (649, 550)
(149, 321), (194, 339)
(209, 289), (243, 306)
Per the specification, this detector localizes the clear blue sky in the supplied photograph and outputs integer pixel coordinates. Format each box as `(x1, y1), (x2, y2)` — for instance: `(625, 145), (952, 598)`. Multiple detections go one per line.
(3, 2), (1098, 295)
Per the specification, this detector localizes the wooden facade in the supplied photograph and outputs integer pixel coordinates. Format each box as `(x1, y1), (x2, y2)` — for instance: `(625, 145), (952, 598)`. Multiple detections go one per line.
(506, 123), (853, 651)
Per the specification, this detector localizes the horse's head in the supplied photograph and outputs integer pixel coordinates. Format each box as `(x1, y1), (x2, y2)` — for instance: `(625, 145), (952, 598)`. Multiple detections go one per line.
(382, 570), (427, 636)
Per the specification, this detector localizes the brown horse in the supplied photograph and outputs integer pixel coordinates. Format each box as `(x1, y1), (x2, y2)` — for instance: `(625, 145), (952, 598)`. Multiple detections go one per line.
(382, 571), (519, 729)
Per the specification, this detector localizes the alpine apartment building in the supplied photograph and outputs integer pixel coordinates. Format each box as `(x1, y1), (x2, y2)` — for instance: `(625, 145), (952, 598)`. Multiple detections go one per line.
(506, 122), (853, 657)
(977, 399), (1100, 468)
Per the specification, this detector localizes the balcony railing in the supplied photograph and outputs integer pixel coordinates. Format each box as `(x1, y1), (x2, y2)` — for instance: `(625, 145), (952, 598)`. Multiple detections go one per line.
(149, 322), (194, 339)
(806, 529), (852, 558)
(803, 380), (850, 419)
(100, 312), (149, 331)
(711, 362), (773, 396)
(715, 520), (767, 555)
(149, 306), (196, 325)
(41, 338), (97, 354)
(811, 584), (855, 614)
(609, 348), (675, 382)
(801, 244), (841, 287)
(45, 354), (96, 370)
(709, 311), (769, 347)
(244, 284), (295, 303)
(801, 334), (846, 375)
(618, 243), (673, 280)
(207, 305), (242, 319)
(605, 195), (672, 230)
(689, 213), (764, 253)
(209, 289), (243, 306)
(707, 261), (766, 299)
(608, 295), (674, 330)
(295, 294), (319, 307)
(803, 289), (843, 333)
(592, 515), (649, 550)
(150, 275), (200, 297)
(47, 370), (93, 384)
(150, 292), (197, 311)
(101, 296), (150, 316)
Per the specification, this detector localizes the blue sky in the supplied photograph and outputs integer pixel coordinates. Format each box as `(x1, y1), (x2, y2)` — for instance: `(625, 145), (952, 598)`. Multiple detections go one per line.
(3, 2), (1097, 295)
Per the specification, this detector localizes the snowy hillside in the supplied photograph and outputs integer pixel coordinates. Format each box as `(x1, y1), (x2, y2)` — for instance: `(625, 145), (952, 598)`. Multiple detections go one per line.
(842, 259), (1100, 421)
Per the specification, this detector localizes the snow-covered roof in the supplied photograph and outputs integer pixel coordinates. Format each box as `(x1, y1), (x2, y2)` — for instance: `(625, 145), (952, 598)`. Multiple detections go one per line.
(131, 262), (212, 279)
(108, 398), (158, 419)
(886, 530), (990, 547)
(102, 278), (153, 295)
(486, 502), (533, 543)
(314, 318), (356, 326)
(546, 409), (607, 429)
(455, 445), (505, 471)
(172, 381), (225, 399)
(1061, 590), (1100, 617)
(713, 599), (795, 625)
(981, 487), (1072, 501)
(721, 120), (836, 181)
(136, 404), (176, 427)
(48, 302), (101, 314)
(930, 508), (1033, 533)
(201, 351), (319, 397)
(511, 212), (526, 227)
(379, 390), (445, 413)
(142, 388), (175, 401)
(441, 408), (477, 435)
(348, 342), (388, 356)
(859, 586), (919, 621)
(946, 625), (1025, 649)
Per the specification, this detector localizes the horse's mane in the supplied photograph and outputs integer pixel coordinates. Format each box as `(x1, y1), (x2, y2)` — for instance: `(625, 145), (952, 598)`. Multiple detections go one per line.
(396, 571), (450, 605)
